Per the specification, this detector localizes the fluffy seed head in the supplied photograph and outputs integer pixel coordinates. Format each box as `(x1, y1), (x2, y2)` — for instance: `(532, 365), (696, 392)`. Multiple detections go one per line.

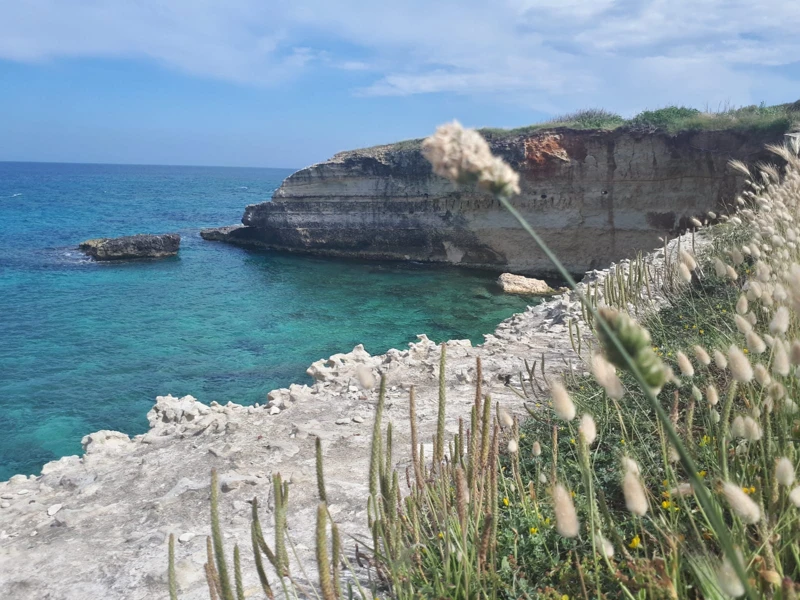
(743, 416), (762, 441)
(623, 470), (649, 516)
(726, 265), (739, 280)
(678, 263), (692, 283)
(775, 457), (795, 487)
(670, 482), (694, 497)
(716, 550), (746, 598)
(789, 486), (800, 507)
(731, 415), (746, 438)
(539, 472), (547, 484)
(714, 258), (727, 277)
(736, 295), (748, 315)
(676, 351), (694, 377)
(734, 314), (752, 334)
(551, 381), (576, 421)
(621, 457), (640, 475)
(754, 363), (771, 387)
(711, 410), (721, 423)
(551, 483), (579, 538)
(422, 121), (520, 197)
(713, 349), (728, 369)
(721, 481), (761, 523)
(591, 353), (624, 399)
(728, 346), (753, 382)
(600, 536), (615, 559)
(791, 340), (800, 365)
(770, 306), (790, 335)
(692, 385), (702, 402)
(532, 441), (542, 457)
(693, 345), (711, 366)
(680, 249), (697, 270)
(707, 384), (719, 406)
(497, 406), (514, 429)
(579, 414), (597, 445)
(507, 439), (518, 454)
(746, 332), (766, 354)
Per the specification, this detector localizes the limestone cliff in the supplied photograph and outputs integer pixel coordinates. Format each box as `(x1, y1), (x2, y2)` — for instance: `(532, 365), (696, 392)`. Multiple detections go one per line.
(203, 128), (783, 274)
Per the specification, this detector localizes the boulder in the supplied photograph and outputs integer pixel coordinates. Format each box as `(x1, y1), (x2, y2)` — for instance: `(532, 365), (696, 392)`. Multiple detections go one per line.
(498, 273), (559, 295)
(79, 233), (180, 260)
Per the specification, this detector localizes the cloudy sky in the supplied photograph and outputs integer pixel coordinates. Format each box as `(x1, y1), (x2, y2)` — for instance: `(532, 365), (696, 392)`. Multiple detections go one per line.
(1, 0), (798, 167)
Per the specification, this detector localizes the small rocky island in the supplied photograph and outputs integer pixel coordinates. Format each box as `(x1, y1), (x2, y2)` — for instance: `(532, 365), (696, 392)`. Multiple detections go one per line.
(79, 233), (181, 260)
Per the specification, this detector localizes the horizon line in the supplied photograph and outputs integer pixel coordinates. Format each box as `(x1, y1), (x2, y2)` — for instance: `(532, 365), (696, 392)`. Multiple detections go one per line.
(0, 159), (300, 170)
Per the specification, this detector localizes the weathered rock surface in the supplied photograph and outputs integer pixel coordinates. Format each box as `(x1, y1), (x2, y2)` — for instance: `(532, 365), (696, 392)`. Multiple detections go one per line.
(0, 231), (704, 599)
(201, 128), (779, 274)
(498, 273), (560, 295)
(79, 233), (180, 260)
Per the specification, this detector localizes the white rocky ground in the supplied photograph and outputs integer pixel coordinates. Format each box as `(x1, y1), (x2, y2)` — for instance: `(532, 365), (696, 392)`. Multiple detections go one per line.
(0, 233), (698, 599)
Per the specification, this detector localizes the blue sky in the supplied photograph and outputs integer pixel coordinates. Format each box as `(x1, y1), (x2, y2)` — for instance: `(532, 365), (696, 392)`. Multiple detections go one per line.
(1, 1), (798, 168)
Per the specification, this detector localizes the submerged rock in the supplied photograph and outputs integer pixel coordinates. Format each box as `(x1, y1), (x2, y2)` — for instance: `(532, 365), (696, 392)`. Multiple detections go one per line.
(79, 233), (180, 260)
(498, 273), (558, 295)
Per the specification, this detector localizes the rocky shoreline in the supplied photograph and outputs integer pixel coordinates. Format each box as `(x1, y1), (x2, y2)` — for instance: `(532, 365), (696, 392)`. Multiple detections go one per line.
(0, 232), (698, 599)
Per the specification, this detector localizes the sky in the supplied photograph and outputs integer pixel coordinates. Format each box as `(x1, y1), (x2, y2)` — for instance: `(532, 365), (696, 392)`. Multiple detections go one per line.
(0, 0), (799, 168)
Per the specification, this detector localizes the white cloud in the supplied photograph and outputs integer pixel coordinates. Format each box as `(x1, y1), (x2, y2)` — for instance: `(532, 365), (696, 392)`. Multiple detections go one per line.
(0, 0), (798, 112)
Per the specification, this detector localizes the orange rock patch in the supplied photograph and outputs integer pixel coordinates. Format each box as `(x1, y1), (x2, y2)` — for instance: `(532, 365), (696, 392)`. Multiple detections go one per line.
(524, 134), (570, 165)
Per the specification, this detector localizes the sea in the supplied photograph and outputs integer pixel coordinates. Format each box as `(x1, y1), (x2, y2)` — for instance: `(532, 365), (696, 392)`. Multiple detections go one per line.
(0, 161), (537, 480)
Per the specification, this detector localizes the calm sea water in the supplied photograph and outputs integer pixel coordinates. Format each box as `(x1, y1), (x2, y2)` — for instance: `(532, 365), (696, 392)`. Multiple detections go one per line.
(0, 162), (535, 480)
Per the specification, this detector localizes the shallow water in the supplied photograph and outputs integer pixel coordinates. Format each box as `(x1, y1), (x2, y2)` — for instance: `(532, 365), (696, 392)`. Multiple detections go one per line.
(0, 162), (537, 479)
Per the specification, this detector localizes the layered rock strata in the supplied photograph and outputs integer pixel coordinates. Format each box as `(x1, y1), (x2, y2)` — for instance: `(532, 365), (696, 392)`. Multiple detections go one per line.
(0, 230), (701, 599)
(79, 233), (180, 260)
(202, 128), (777, 274)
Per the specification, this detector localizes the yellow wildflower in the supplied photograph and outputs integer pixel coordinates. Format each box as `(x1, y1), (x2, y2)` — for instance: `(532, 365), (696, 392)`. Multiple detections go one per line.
(698, 470), (707, 478)
(503, 497), (509, 507)
(662, 500), (671, 509)
(529, 527), (538, 535)
(629, 535), (641, 549)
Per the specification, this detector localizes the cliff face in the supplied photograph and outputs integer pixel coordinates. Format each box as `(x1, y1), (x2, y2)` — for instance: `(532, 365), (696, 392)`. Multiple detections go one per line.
(209, 128), (781, 274)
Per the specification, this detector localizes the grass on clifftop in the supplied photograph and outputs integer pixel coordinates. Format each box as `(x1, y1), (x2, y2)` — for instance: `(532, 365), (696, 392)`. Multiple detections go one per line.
(357, 101), (799, 154)
(481, 101), (799, 138)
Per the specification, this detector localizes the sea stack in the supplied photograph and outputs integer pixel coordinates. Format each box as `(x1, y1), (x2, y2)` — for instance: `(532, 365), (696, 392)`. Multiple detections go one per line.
(78, 233), (181, 260)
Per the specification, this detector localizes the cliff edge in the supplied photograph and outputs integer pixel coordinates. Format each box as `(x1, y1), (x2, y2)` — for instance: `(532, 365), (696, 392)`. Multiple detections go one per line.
(202, 127), (784, 274)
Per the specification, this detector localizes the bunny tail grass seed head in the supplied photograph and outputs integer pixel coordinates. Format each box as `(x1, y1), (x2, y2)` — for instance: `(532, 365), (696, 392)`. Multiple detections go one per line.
(716, 550), (747, 598)
(743, 416), (763, 441)
(623, 470), (648, 516)
(551, 381), (576, 421)
(579, 414), (597, 445)
(736, 295), (748, 315)
(507, 439), (518, 454)
(678, 262), (692, 283)
(728, 346), (753, 383)
(713, 349), (728, 369)
(734, 314), (752, 334)
(421, 121), (520, 197)
(746, 332), (766, 354)
(773, 342), (790, 376)
(600, 536), (615, 559)
(532, 440), (542, 457)
(551, 483), (579, 538)
(714, 258), (727, 277)
(591, 352), (624, 399)
(770, 306), (790, 335)
(721, 481), (761, 523)
(680, 249), (697, 270)
(622, 456), (640, 475)
(694, 345), (711, 366)
(731, 415), (746, 438)
(497, 406), (514, 429)
(707, 384), (719, 406)
(676, 351), (694, 377)
(775, 457), (795, 487)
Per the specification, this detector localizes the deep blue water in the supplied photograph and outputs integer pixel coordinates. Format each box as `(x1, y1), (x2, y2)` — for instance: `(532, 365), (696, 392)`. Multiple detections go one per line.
(0, 162), (535, 480)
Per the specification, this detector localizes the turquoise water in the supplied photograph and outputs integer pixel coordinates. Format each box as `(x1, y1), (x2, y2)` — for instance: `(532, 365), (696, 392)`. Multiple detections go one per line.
(0, 162), (535, 480)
